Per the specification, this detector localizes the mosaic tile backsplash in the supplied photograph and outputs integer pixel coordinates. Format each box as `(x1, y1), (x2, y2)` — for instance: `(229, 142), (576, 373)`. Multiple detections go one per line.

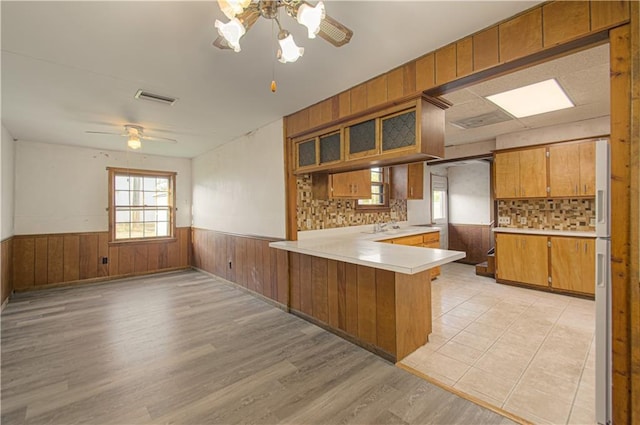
(498, 199), (596, 231)
(297, 174), (407, 231)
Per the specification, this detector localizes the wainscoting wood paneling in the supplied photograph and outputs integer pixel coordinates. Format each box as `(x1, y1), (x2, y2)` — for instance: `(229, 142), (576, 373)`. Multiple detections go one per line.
(447, 224), (493, 265)
(191, 228), (289, 307)
(11, 228), (191, 291)
(1, 237), (14, 305)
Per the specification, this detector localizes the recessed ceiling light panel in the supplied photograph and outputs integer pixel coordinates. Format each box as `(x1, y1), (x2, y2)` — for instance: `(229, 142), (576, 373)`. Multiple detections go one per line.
(485, 78), (574, 118)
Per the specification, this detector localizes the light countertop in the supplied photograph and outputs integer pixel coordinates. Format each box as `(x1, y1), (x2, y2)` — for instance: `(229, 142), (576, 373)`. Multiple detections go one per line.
(269, 225), (465, 275)
(492, 227), (597, 238)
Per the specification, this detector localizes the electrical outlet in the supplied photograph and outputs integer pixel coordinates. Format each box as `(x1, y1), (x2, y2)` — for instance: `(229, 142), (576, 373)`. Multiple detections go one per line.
(229, 261), (232, 269)
(520, 217), (527, 225)
(101, 257), (108, 264)
(498, 216), (511, 225)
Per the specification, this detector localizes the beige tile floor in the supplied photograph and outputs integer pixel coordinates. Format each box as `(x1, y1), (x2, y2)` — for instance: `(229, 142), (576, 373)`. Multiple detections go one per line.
(400, 263), (595, 425)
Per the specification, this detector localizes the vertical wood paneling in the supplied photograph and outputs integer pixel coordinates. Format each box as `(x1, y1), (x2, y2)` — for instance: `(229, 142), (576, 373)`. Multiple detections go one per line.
(166, 238), (180, 269)
(34, 237), (48, 286)
(590, 0), (630, 31)
(299, 254), (313, 315)
(216, 233), (227, 278)
(261, 240), (272, 299)
(499, 8), (543, 63)
(109, 245), (119, 276)
(327, 259), (339, 328)
(386, 67), (404, 101)
(435, 44), (457, 86)
(542, 1), (590, 47)
(456, 37), (473, 77)
(13, 238), (35, 290)
(118, 245), (135, 275)
(338, 91), (351, 119)
(147, 243), (160, 271)
(134, 245), (148, 274)
(179, 228), (190, 267)
(311, 256), (328, 323)
(253, 240), (263, 295)
(226, 236), (236, 283)
(402, 61), (416, 96)
(98, 233), (109, 277)
(63, 235), (80, 282)
(366, 75), (387, 108)
(336, 261), (347, 331)
(1, 238), (14, 304)
(350, 83), (368, 114)
(269, 247), (278, 301)
(289, 252), (301, 310)
(395, 270), (431, 360)
(235, 237), (246, 287)
(287, 109), (310, 136)
(473, 26), (499, 71)
(345, 263), (358, 335)
(245, 238), (256, 291)
(157, 243), (168, 271)
(48, 236), (64, 284)
(376, 269), (396, 355)
(610, 24), (632, 425)
(275, 249), (288, 305)
(79, 234), (98, 279)
(356, 265), (376, 345)
(415, 53), (435, 91)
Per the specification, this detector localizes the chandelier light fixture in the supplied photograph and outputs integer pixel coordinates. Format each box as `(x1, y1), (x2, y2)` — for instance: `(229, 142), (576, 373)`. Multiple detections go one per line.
(213, 0), (352, 63)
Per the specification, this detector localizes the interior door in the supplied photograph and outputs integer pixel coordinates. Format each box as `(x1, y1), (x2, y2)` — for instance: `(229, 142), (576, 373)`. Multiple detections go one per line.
(431, 174), (448, 248)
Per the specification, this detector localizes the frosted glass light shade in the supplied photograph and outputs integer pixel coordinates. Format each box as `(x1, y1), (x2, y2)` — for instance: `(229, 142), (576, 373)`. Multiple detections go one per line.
(127, 135), (142, 150)
(217, 0), (250, 19)
(277, 32), (304, 63)
(485, 79), (574, 118)
(214, 18), (246, 52)
(297, 2), (325, 38)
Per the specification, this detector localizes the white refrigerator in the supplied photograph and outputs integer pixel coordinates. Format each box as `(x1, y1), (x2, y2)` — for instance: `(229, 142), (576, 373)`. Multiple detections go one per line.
(595, 139), (611, 425)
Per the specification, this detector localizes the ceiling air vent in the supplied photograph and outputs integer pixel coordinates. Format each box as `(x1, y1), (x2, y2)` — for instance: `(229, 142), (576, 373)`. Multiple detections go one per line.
(450, 109), (513, 129)
(134, 90), (177, 106)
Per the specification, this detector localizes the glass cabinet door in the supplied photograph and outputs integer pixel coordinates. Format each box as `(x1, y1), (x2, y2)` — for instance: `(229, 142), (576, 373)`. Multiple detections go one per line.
(319, 132), (341, 164)
(297, 138), (317, 169)
(347, 119), (376, 156)
(381, 109), (416, 151)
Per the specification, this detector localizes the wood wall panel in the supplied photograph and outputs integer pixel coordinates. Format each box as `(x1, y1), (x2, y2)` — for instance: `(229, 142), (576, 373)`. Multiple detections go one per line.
(542, 1), (590, 47)
(289, 252), (301, 310)
(435, 44), (457, 86)
(299, 253), (313, 315)
(415, 53), (435, 92)
(375, 269), (396, 354)
(456, 37), (474, 77)
(499, 8), (543, 63)
(590, 0), (630, 31)
(366, 75), (387, 108)
(386, 67), (404, 101)
(10, 229), (190, 292)
(350, 83), (368, 114)
(345, 263), (358, 335)
(326, 259), (339, 329)
(338, 91), (351, 119)
(311, 257), (328, 323)
(402, 61), (417, 96)
(1, 238), (14, 305)
(473, 26), (500, 71)
(448, 224), (493, 265)
(190, 228), (288, 306)
(356, 265), (377, 345)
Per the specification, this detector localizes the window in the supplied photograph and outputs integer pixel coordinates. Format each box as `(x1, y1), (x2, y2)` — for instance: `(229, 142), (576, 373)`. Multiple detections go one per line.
(357, 167), (390, 211)
(108, 168), (176, 242)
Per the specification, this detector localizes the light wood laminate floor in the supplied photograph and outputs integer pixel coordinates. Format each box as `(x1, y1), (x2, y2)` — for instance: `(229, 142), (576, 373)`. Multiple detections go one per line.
(1, 270), (515, 425)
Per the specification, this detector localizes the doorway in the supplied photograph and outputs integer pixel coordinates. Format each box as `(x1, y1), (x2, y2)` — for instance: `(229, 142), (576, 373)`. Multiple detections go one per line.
(431, 174), (448, 248)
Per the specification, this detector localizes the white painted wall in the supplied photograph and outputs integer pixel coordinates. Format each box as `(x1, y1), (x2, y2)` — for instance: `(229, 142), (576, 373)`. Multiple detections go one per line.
(192, 119), (286, 239)
(1, 125), (16, 239)
(448, 161), (491, 225)
(14, 141), (192, 235)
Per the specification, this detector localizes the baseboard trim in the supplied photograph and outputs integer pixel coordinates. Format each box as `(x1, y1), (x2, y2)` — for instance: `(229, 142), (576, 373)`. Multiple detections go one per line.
(396, 362), (533, 425)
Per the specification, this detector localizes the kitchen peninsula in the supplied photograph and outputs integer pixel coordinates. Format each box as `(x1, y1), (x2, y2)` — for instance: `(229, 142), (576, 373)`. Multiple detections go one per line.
(270, 226), (465, 362)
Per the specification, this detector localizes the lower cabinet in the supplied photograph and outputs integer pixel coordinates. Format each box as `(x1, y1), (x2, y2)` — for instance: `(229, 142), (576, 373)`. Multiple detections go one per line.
(550, 237), (595, 295)
(495, 232), (595, 296)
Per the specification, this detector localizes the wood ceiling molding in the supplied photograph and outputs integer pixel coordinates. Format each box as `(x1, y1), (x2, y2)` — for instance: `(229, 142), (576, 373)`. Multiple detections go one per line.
(543, 1), (591, 47)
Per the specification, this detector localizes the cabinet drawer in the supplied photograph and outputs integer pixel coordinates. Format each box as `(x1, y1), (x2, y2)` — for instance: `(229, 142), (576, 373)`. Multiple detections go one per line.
(392, 234), (424, 246)
(422, 232), (439, 244)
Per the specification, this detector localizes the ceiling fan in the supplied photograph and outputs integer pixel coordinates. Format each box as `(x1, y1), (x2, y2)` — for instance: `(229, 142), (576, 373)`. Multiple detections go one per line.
(213, 0), (353, 63)
(86, 125), (177, 150)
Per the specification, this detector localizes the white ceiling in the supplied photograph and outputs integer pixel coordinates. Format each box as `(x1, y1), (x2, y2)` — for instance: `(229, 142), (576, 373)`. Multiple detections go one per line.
(1, 1), (545, 158)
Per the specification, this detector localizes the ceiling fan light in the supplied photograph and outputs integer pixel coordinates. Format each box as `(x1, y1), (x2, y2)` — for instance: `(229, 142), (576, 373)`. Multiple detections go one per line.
(217, 0), (250, 19)
(277, 31), (304, 63)
(214, 18), (246, 52)
(127, 135), (142, 150)
(296, 1), (325, 38)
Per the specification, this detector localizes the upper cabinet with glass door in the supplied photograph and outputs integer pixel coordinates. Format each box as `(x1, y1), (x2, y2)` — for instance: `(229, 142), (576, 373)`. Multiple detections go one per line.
(292, 94), (447, 174)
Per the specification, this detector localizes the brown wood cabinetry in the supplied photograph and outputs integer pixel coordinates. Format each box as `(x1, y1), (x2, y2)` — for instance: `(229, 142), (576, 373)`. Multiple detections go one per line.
(549, 141), (595, 197)
(550, 237), (595, 295)
(312, 169), (372, 200)
(293, 95), (446, 175)
(379, 231), (441, 278)
(496, 232), (595, 296)
(495, 233), (549, 287)
(494, 148), (547, 198)
(391, 163), (424, 200)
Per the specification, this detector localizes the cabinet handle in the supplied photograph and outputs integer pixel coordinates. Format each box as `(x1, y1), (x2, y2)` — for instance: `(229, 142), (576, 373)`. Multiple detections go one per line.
(576, 241), (579, 251)
(585, 243), (588, 254)
(514, 188), (517, 196)
(410, 187), (413, 197)
(575, 184), (578, 195)
(354, 184), (358, 193)
(584, 184), (587, 194)
(349, 184), (353, 193)
(522, 188), (525, 196)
